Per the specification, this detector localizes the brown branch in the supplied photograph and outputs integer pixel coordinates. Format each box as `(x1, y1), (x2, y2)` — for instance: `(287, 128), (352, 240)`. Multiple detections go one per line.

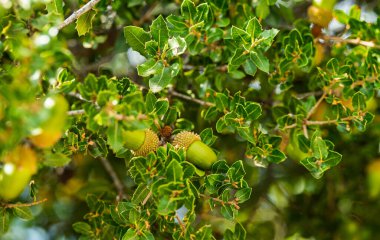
(2, 198), (48, 209)
(322, 35), (380, 49)
(305, 116), (354, 126)
(58, 0), (102, 30)
(351, 76), (378, 88)
(98, 157), (127, 200)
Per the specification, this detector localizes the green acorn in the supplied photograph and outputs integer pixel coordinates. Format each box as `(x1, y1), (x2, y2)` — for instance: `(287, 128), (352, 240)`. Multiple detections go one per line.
(123, 129), (159, 156)
(172, 131), (217, 170)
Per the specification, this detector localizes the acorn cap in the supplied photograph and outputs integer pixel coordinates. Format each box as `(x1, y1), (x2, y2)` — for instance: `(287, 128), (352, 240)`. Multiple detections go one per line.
(124, 129), (159, 156)
(173, 131), (217, 170)
(172, 131), (201, 149)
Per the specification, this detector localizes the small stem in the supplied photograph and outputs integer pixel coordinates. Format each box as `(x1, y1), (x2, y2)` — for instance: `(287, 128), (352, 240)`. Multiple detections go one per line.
(98, 157), (127, 200)
(58, 0), (102, 30)
(199, 193), (240, 210)
(283, 123), (297, 129)
(2, 198), (48, 209)
(302, 124), (309, 138)
(322, 35), (380, 49)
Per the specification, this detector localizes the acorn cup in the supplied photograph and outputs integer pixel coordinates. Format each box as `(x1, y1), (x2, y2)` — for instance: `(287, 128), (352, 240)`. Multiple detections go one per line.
(123, 129), (159, 156)
(172, 131), (217, 170)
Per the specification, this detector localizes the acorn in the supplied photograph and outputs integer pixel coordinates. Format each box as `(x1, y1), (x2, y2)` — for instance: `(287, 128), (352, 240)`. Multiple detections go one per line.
(307, 5), (333, 28)
(172, 131), (217, 170)
(123, 129), (159, 156)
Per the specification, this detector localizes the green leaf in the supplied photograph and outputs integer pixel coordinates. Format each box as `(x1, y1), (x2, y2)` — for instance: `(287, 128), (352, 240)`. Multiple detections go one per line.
(246, 17), (262, 41)
(234, 222), (247, 240)
(157, 195), (176, 215)
(352, 92), (366, 111)
(324, 150), (342, 168)
(150, 15), (169, 50)
(76, 9), (96, 36)
(166, 160), (184, 182)
(73, 222), (93, 236)
(235, 188), (252, 203)
(137, 59), (164, 77)
(122, 228), (139, 240)
(215, 93), (229, 111)
(145, 91), (157, 113)
(195, 3), (212, 27)
(0, 209), (9, 234)
(43, 152), (71, 167)
(229, 48), (249, 72)
(268, 149), (286, 163)
(243, 58), (257, 76)
(311, 136), (328, 160)
(200, 128), (217, 145)
(13, 206), (33, 220)
(149, 67), (172, 93)
(167, 15), (188, 36)
(228, 160), (245, 180)
(124, 26), (151, 55)
(231, 26), (250, 46)
(154, 99), (169, 115)
(181, 0), (196, 22)
(245, 102), (262, 120)
(107, 121), (124, 152)
(220, 202), (235, 219)
(168, 36), (187, 56)
(250, 50), (269, 73)
(46, 0), (63, 14)
(131, 185), (151, 205)
(141, 231), (155, 240)
(297, 134), (310, 153)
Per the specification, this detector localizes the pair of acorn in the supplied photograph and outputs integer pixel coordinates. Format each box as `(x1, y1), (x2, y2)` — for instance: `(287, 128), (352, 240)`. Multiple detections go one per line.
(123, 129), (217, 170)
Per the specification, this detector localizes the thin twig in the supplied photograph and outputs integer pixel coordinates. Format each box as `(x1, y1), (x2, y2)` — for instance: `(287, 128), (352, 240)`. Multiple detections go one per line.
(98, 157), (127, 200)
(142, 191), (152, 206)
(322, 35), (380, 49)
(58, 0), (102, 30)
(168, 89), (215, 107)
(175, 214), (186, 233)
(67, 109), (86, 116)
(305, 116), (354, 126)
(306, 91), (327, 119)
(296, 91), (323, 99)
(2, 198), (48, 209)
(67, 92), (92, 103)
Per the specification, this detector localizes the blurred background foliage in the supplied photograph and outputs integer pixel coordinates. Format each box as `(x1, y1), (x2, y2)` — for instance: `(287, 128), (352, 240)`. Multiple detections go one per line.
(0, 0), (380, 239)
